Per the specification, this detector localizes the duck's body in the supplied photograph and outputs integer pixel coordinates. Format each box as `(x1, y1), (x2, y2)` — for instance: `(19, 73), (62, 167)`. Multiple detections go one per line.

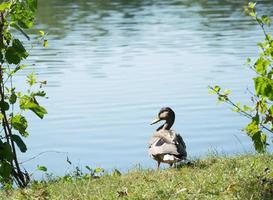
(148, 107), (187, 169)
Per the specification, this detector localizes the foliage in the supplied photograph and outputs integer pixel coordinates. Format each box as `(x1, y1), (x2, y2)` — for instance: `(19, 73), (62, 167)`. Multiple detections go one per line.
(209, 2), (273, 153)
(0, 0), (47, 188)
(0, 154), (272, 200)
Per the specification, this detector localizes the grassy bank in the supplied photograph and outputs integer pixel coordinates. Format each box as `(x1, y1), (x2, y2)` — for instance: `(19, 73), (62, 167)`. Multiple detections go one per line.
(1, 154), (273, 200)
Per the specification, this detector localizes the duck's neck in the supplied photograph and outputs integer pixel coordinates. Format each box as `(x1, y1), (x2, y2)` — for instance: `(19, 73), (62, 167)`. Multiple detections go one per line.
(156, 116), (175, 131)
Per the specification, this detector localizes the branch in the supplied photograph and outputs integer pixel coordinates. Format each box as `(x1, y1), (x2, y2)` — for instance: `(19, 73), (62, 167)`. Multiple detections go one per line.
(209, 86), (273, 134)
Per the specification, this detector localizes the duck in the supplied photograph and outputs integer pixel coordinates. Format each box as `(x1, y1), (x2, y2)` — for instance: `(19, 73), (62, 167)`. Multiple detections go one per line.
(148, 107), (187, 169)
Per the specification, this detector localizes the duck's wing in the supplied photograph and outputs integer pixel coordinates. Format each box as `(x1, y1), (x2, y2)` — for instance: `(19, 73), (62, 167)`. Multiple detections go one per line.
(148, 130), (186, 159)
(174, 133), (187, 159)
(149, 137), (180, 156)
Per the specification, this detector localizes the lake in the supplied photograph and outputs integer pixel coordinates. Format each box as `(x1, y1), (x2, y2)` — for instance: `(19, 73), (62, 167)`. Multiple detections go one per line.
(15, 0), (273, 175)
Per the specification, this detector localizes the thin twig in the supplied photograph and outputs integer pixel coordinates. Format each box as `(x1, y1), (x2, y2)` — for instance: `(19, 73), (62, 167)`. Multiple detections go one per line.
(20, 150), (69, 164)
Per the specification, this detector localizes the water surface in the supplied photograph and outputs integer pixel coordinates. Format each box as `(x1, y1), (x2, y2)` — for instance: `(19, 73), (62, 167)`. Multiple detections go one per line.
(15, 0), (273, 174)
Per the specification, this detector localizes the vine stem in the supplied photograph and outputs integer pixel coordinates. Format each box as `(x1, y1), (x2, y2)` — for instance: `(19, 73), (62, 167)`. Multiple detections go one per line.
(0, 11), (28, 188)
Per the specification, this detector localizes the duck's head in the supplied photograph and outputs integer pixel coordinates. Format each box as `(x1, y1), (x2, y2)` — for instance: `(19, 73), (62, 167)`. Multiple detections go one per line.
(150, 107), (175, 130)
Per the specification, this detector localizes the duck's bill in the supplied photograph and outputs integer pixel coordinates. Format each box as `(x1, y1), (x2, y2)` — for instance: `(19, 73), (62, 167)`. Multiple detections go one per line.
(150, 117), (161, 125)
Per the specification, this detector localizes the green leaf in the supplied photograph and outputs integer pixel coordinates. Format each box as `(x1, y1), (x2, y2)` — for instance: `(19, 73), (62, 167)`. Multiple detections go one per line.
(249, 12), (256, 17)
(10, 23), (30, 40)
(252, 131), (266, 153)
(0, 143), (13, 162)
(12, 39), (28, 59)
(0, 2), (11, 11)
(254, 57), (270, 76)
(39, 30), (45, 37)
(31, 91), (46, 97)
(37, 165), (47, 172)
(113, 169), (121, 176)
(27, 73), (36, 86)
(243, 105), (251, 112)
(5, 39), (28, 64)
(11, 115), (28, 137)
(20, 95), (47, 119)
(244, 120), (259, 137)
(26, 0), (37, 12)
(214, 85), (221, 93)
(10, 3), (35, 29)
(0, 52), (3, 63)
(9, 92), (17, 104)
(262, 15), (271, 26)
(94, 167), (104, 173)
(224, 89), (231, 95)
(5, 47), (20, 64)
(269, 105), (273, 116)
(246, 57), (251, 64)
(10, 135), (27, 153)
(254, 77), (273, 101)
(0, 162), (12, 180)
(248, 2), (256, 9)
(43, 40), (48, 48)
(85, 166), (93, 172)
(0, 101), (9, 111)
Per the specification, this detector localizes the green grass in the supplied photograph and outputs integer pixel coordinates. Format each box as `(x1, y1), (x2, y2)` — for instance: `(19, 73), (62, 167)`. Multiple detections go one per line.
(1, 154), (273, 200)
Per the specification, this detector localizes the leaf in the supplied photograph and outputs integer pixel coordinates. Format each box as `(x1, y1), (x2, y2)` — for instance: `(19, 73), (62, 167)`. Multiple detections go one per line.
(0, 162), (12, 180)
(0, 2), (11, 11)
(9, 92), (17, 104)
(5, 47), (20, 64)
(0, 101), (9, 111)
(31, 91), (46, 97)
(10, 3), (35, 29)
(244, 120), (259, 137)
(85, 166), (93, 172)
(5, 39), (28, 64)
(10, 134), (27, 153)
(254, 57), (270, 76)
(269, 105), (273, 116)
(39, 30), (45, 37)
(37, 165), (47, 172)
(66, 156), (72, 165)
(20, 95), (47, 119)
(224, 89), (231, 95)
(248, 2), (256, 9)
(113, 169), (121, 176)
(12, 39), (28, 59)
(10, 23), (30, 40)
(262, 15), (271, 26)
(26, 0), (37, 12)
(252, 131), (266, 153)
(94, 167), (104, 173)
(254, 77), (273, 101)
(11, 115), (28, 137)
(214, 85), (221, 93)
(43, 40), (48, 48)
(249, 12), (256, 17)
(27, 73), (36, 86)
(243, 105), (251, 112)
(246, 57), (251, 64)
(0, 143), (13, 162)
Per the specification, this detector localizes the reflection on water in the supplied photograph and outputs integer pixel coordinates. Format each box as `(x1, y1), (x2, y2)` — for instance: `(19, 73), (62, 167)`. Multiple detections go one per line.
(18, 0), (273, 174)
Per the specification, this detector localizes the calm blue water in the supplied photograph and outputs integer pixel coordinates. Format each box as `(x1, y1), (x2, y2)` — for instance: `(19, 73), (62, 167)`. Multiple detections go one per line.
(14, 0), (273, 175)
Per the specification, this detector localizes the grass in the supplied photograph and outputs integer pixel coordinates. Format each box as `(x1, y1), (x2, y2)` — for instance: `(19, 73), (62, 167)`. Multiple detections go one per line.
(1, 154), (273, 200)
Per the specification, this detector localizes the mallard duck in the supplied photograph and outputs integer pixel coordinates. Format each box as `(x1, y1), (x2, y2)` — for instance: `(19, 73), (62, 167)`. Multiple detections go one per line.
(148, 107), (187, 169)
